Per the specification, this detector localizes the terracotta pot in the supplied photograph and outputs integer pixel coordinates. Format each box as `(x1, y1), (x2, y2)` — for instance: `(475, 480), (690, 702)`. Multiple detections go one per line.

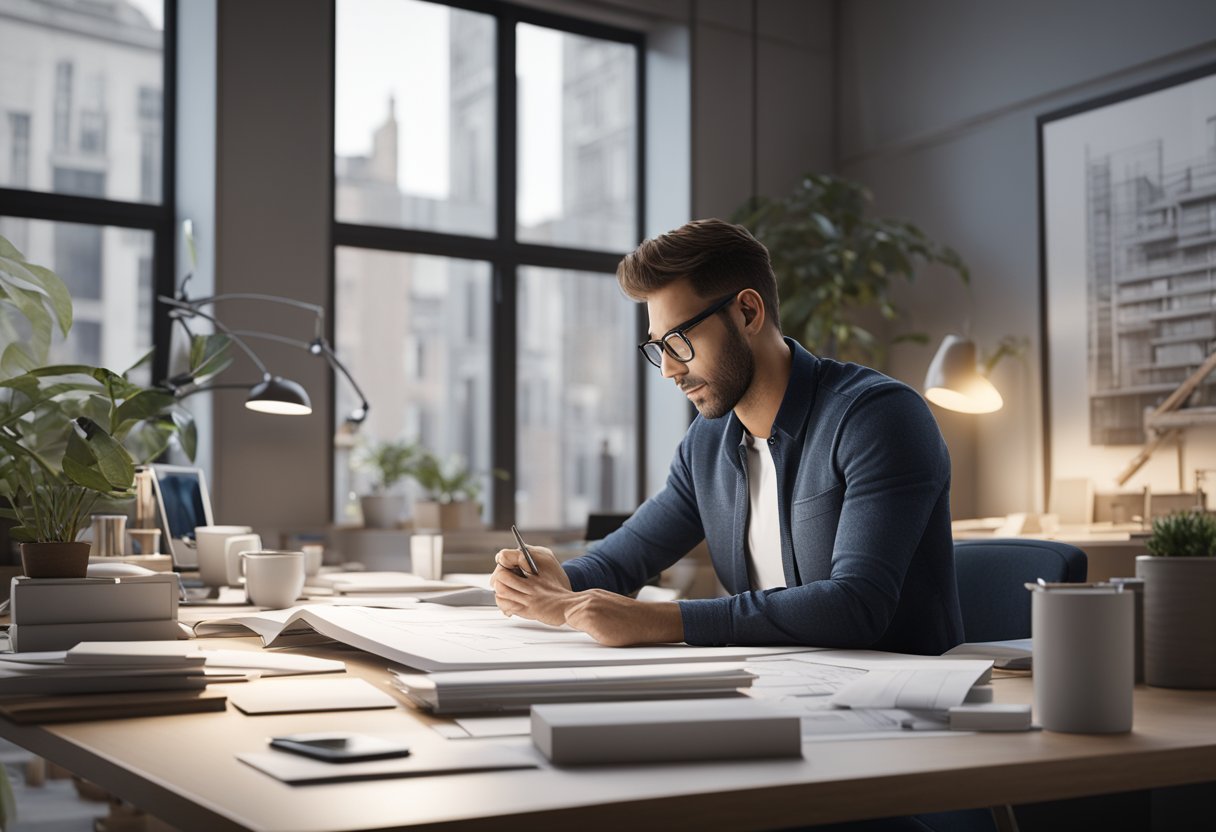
(413, 500), (483, 532)
(20, 542), (91, 579)
(1136, 555), (1216, 689)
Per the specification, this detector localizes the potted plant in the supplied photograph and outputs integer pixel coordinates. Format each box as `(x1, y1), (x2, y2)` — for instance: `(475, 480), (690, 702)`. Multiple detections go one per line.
(733, 173), (970, 365)
(1136, 509), (1216, 689)
(0, 234), (216, 577)
(356, 439), (419, 528)
(410, 451), (501, 532)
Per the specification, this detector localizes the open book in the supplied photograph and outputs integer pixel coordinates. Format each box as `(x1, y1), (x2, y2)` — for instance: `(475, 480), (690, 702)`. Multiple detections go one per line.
(193, 604), (818, 672)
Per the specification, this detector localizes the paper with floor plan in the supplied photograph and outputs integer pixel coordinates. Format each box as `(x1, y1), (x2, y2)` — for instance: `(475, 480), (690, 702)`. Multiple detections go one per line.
(192, 604), (819, 671)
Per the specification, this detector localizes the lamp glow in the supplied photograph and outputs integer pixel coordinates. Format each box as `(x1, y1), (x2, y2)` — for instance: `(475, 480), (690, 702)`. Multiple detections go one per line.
(923, 335), (1004, 414)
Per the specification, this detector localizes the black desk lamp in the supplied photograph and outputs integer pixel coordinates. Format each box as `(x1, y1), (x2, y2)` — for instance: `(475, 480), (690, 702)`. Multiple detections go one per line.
(158, 285), (369, 427)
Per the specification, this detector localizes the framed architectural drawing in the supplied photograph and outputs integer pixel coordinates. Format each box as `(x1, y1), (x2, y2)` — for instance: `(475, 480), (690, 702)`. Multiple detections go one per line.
(1039, 62), (1216, 497)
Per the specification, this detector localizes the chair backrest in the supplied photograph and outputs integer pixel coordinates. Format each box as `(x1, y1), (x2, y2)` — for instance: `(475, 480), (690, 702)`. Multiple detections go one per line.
(584, 513), (632, 541)
(953, 538), (1087, 642)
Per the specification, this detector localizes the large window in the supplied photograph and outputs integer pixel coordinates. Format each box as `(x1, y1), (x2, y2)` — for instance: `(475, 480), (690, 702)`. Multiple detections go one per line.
(333, 0), (644, 528)
(0, 0), (174, 381)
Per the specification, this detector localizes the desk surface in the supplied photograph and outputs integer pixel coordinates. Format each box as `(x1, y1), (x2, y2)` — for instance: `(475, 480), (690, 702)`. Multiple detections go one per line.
(3, 641), (1216, 832)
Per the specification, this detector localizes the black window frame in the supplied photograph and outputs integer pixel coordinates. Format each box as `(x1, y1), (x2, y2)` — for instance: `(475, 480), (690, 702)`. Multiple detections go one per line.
(0, 0), (178, 387)
(328, 0), (647, 529)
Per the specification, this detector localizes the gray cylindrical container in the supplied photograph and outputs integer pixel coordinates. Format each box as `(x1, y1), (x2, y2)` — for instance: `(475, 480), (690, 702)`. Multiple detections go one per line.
(1032, 587), (1133, 733)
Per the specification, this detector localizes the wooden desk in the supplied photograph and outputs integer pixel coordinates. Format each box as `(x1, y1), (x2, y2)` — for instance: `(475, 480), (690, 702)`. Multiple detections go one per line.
(2, 642), (1215, 831)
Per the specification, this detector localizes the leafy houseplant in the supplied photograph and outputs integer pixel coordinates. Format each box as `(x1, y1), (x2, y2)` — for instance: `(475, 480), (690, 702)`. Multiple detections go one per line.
(1136, 510), (1216, 688)
(356, 439), (420, 528)
(0, 234), (220, 577)
(733, 173), (970, 366)
(411, 451), (504, 532)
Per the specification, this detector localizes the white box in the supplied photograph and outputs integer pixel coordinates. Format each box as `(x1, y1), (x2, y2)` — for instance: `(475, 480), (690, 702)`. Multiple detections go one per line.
(9, 620), (185, 652)
(531, 699), (802, 765)
(10, 574), (178, 625)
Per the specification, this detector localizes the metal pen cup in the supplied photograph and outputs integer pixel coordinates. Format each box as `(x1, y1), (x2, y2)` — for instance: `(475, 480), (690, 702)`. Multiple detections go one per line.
(90, 514), (128, 557)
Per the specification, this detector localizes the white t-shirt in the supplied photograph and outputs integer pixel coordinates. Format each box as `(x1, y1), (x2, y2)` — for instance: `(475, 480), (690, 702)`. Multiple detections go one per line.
(744, 432), (786, 590)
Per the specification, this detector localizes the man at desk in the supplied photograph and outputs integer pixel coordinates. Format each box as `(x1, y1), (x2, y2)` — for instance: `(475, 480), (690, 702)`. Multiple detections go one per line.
(493, 219), (963, 655)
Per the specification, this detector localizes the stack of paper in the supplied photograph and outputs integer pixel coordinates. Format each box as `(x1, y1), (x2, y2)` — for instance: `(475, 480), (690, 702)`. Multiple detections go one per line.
(391, 662), (756, 714)
(0, 650), (220, 696)
(308, 572), (458, 594)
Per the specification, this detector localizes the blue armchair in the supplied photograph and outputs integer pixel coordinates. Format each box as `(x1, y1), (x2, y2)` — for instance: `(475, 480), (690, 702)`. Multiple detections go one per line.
(953, 538), (1088, 642)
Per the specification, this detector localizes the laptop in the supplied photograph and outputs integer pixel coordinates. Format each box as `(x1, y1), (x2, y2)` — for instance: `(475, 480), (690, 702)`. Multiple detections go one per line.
(147, 464), (215, 569)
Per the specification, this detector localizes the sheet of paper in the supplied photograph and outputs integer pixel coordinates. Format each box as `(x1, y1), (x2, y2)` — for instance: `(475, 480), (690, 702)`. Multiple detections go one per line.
(226, 677), (398, 715)
(194, 604), (820, 672)
(828, 663), (991, 711)
(238, 743), (538, 784)
(432, 716), (532, 739)
(310, 572), (459, 593)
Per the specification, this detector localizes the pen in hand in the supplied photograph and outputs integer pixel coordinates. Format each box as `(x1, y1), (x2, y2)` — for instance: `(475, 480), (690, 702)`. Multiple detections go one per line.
(509, 524), (540, 577)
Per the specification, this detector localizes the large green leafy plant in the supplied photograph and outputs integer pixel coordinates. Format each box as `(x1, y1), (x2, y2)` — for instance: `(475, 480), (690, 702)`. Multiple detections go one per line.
(734, 174), (970, 365)
(0, 234), (228, 543)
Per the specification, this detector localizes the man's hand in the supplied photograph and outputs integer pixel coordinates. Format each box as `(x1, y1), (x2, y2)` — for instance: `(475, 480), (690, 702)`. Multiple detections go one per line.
(564, 590), (684, 647)
(490, 544), (575, 627)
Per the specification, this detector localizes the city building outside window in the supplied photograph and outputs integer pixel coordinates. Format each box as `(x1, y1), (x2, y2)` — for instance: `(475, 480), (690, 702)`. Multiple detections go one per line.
(333, 0), (644, 529)
(0, 0), (173, 387)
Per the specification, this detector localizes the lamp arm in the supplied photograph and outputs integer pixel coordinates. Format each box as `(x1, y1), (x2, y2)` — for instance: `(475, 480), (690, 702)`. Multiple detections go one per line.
(181, 293), (327, 338)
(158, 296), (270, 378)
(315, 338), (370, 422)
(174, 381), (267, 401)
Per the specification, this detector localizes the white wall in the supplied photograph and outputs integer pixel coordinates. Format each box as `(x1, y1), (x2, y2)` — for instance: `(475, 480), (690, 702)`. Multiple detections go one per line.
(837, 0), (1216, 519)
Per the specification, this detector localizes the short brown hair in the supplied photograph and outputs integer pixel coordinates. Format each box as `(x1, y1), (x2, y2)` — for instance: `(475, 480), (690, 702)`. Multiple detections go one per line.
(617, 219), (781, 331)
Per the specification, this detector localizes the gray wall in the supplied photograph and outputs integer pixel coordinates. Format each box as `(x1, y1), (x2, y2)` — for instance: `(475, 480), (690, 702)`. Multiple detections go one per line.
(837, 0), (1216, 519)
(209, 0), (334, 538)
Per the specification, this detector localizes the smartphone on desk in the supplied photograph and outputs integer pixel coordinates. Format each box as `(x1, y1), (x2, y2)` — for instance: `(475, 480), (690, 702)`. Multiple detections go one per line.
(269, 733), (411, 764)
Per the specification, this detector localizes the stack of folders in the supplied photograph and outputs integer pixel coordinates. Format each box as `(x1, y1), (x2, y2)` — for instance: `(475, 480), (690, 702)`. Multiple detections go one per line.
(9, 573), (182, 652)
(391, 662), (756, 714)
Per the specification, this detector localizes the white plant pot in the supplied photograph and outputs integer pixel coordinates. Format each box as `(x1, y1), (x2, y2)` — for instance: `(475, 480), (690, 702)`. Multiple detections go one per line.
(360, 494), (405, 529)
(1136, 555), (1216, 689)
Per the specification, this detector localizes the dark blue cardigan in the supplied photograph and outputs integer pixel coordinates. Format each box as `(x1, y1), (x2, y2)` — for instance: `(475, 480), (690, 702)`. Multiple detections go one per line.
(563, 339), (964, 655)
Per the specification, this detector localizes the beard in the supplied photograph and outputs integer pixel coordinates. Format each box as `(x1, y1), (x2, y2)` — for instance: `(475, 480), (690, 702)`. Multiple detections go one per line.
(680, 316), (755, 420)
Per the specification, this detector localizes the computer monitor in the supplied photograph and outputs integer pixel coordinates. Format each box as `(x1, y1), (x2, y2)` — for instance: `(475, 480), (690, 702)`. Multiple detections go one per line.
(148, 464), (214, 569)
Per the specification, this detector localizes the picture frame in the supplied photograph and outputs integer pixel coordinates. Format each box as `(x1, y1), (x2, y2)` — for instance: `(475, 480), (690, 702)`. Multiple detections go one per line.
(1038, 61), (1216, 504)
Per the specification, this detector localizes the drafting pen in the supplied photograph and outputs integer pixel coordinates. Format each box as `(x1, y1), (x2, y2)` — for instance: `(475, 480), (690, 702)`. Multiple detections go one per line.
(510, 524), (540, 576)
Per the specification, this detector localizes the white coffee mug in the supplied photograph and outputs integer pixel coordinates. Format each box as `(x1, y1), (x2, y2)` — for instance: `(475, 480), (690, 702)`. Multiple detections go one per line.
(301, 543), (323, 577)
(194, 525), (254, 587)
(241, 551), (305, 609)
(410, 534), (444, 581)
(223, 533), (263, 585)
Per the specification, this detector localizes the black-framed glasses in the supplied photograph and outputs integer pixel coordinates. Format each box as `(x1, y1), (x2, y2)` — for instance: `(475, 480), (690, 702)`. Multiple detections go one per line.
(638, 293), (738, 368)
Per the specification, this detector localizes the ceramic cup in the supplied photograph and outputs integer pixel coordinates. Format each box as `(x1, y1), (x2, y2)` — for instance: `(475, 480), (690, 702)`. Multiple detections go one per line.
(223, 533), (263, 585)
(410, 534), (444, 581)
(127, 528), (162, 556)
(241, 550), (306, 609)
(301, 543), (324, 577)
(194, 525), (254, 587)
